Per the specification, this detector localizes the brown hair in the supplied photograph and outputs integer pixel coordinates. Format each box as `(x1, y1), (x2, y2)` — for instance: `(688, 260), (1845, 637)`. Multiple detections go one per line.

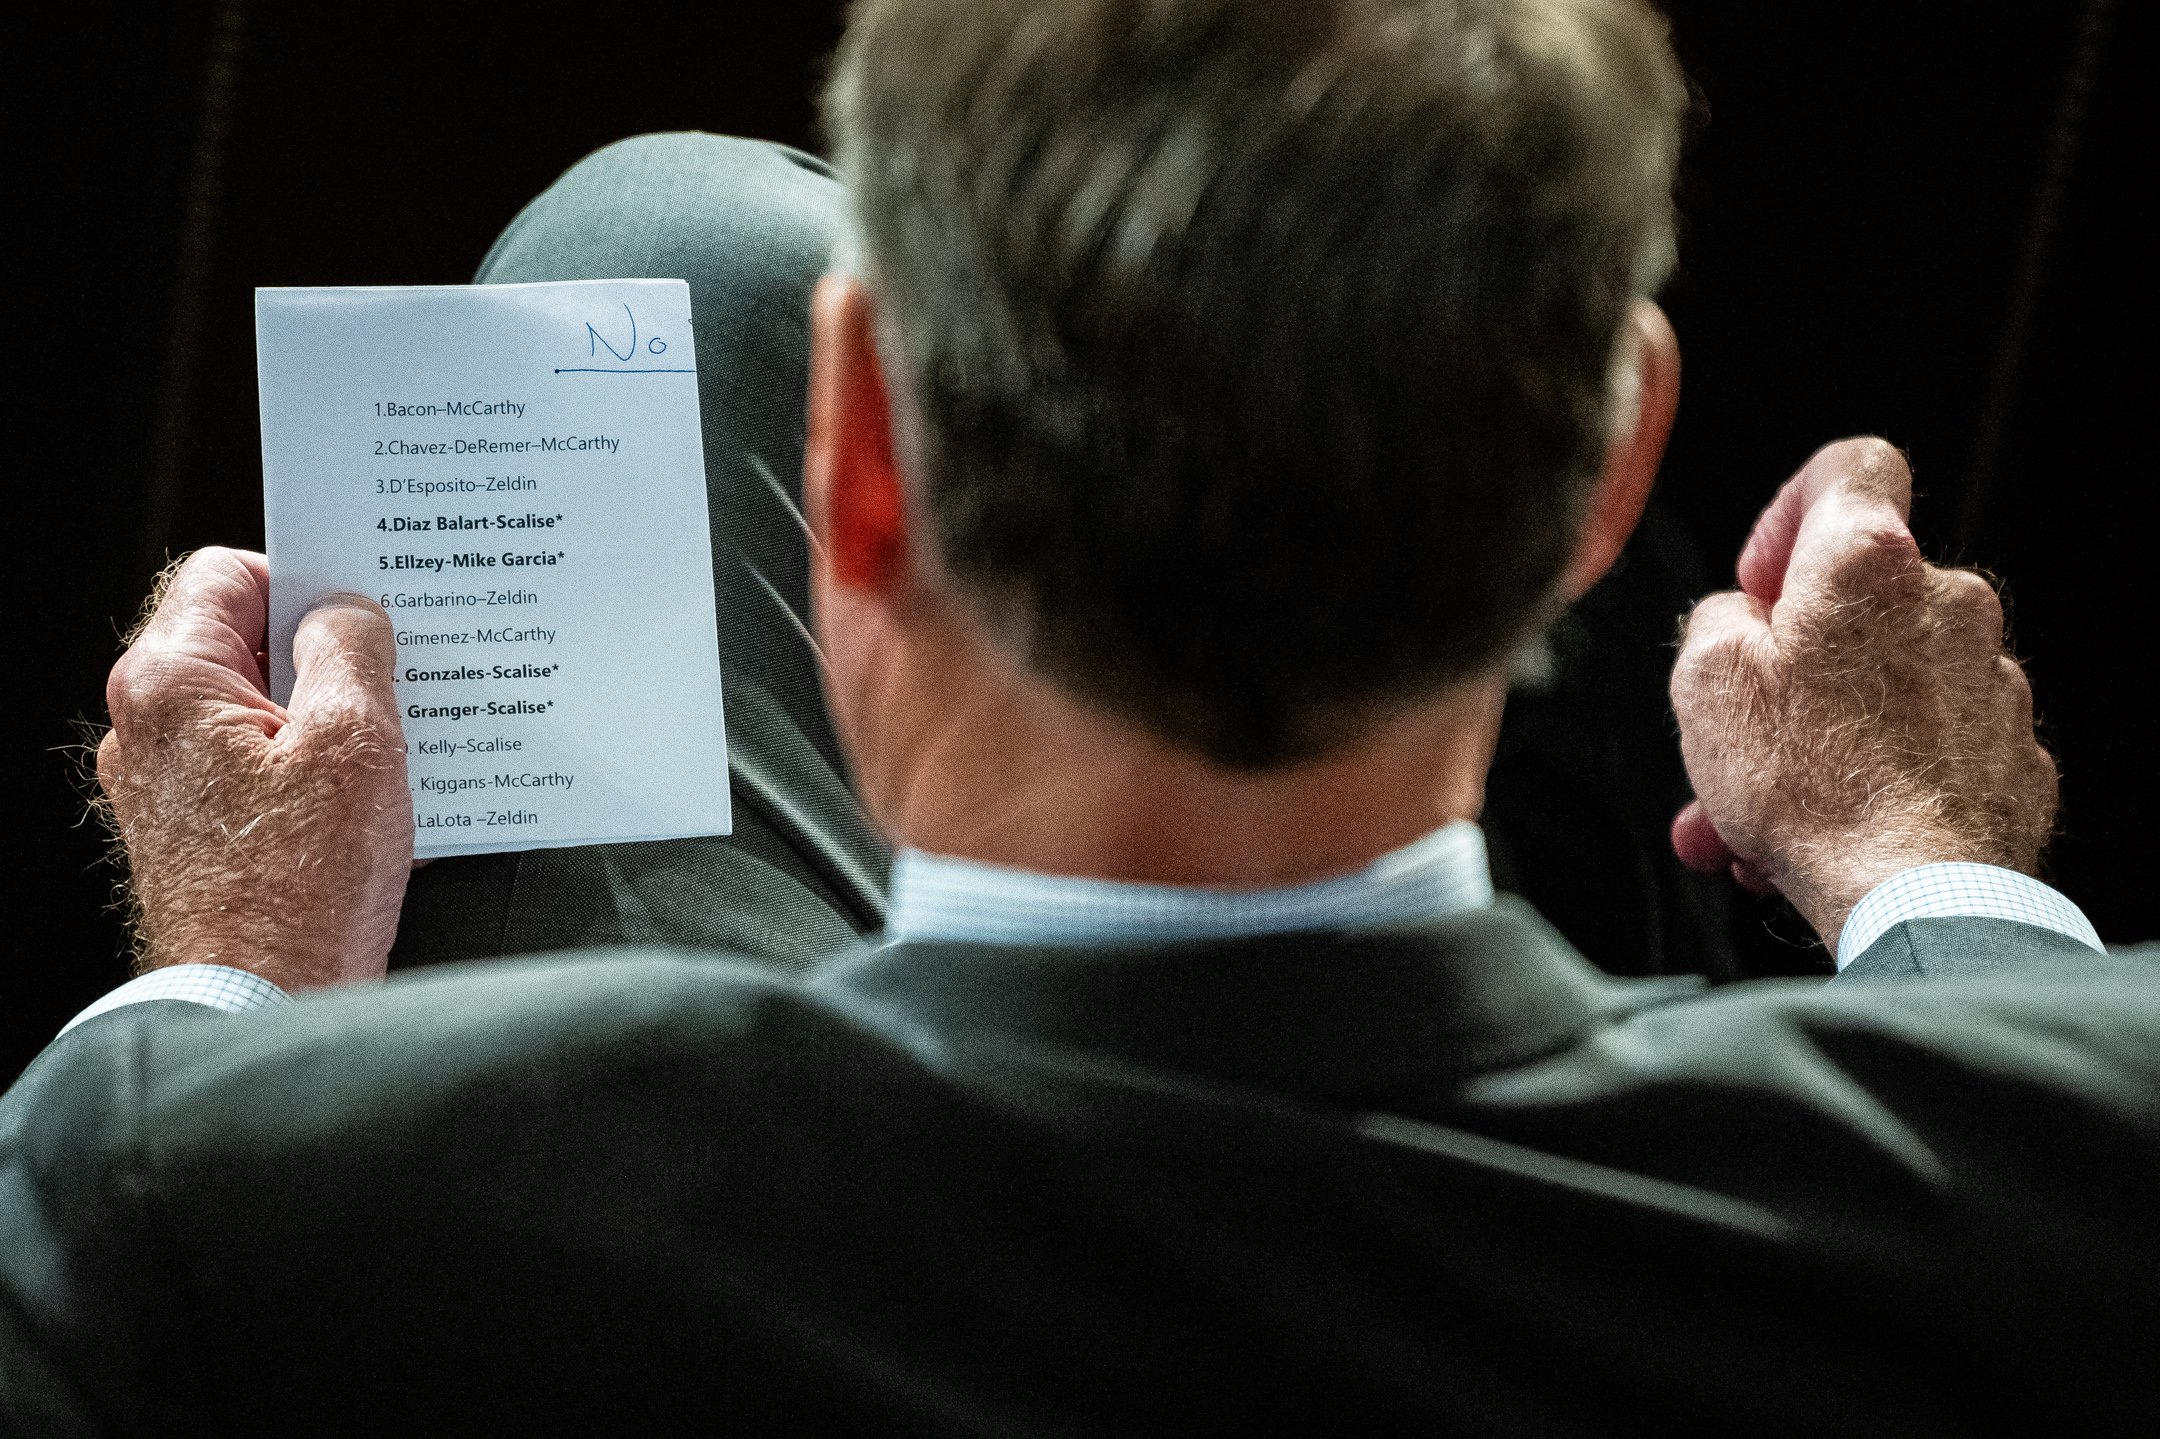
(827, 0), (1687, 767)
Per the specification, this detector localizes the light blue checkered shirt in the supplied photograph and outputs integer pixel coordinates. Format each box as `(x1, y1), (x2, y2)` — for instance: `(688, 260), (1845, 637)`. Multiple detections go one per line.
(1835, 862), (2103, 970)
(58, 963), (292, 1036)
(57, 839), (2106, 1036)
(886, 821), (1496, 946)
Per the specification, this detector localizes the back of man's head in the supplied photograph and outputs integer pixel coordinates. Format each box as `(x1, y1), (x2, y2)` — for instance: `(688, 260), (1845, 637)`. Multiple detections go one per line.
(826, 0), (1686, 768)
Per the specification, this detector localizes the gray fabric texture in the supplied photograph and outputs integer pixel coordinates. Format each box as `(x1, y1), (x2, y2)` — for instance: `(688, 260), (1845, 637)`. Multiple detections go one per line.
(8, 913), (2160, 1433)
(389, 134), (887, 976)
(1844, 914), (2127, 981)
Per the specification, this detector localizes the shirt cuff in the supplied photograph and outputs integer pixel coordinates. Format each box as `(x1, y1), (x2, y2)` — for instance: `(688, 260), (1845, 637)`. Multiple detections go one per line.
(1835, 863), (2104, 971)
(57, 964), (293, 1038)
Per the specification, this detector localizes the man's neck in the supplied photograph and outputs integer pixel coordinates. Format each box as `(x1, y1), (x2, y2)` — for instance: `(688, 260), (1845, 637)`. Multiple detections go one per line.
(848, 606), (1510, 891)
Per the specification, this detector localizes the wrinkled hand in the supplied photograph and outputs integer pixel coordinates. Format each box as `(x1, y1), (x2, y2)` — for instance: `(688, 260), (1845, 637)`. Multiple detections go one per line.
(1668, 439), (2057, 946)
(96, 548), (412, 988)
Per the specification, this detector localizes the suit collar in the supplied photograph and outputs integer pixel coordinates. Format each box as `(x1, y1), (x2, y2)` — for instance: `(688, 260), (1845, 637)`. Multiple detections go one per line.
(818, 897), (1698, 1106)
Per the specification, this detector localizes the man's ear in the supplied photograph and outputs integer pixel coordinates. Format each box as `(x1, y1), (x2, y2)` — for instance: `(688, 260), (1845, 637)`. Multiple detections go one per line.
(1558, 300), (1680, 601)
(806, 274), (910, 592)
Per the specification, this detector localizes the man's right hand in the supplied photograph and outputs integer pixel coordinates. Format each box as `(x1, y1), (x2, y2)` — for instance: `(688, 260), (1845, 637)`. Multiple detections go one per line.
(96, 548), (413, 990)
(1668, 439), (2059, 948)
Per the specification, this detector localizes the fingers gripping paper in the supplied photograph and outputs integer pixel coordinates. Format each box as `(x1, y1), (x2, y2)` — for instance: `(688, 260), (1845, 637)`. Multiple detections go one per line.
(257, 280), (732, 858)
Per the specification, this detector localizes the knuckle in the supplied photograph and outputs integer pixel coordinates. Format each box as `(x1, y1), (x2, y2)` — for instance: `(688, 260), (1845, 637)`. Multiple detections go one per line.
(1849, 523), (1922, 571)
(168, 549), (219, 590)
(1998, 664), (2036, 727)
(1855, 521), (1922, 569)
(2015, 742), (2061, 824)
(130, 551), (206, 634)
(1677, 590), (1755, 636)
(1816, 436), (1913, 499)
(93, 731), (123, 789)
(1936, 564), (1997, 606)
(172, 546), (252, 595)
(1817, 527), (1923, 607)
(1673, 599), (1719, 653)
(1671, 623), (1766, 712)
(103, 653), (138, 718)
(1933, 567), (2004, 632)
(2028, 741), (2061, 793)
(1679, 624), (1753, 672)
(105, 651), (185, 729)
(1843, 435), (1910, 481)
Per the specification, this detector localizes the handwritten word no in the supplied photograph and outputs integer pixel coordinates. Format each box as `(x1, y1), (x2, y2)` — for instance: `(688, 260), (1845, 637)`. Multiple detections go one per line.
(586, 304), (670, 362)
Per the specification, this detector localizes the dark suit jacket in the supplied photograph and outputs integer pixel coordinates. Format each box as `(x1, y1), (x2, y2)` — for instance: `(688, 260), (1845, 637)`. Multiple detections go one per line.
(3, 905), (2156, 1436)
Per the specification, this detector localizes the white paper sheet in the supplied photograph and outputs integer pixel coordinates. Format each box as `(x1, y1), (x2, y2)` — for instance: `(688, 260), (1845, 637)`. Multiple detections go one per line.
(257, 280), (731, 858)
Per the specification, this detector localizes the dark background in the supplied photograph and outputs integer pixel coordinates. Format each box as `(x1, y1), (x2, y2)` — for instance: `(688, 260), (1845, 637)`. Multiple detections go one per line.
(6, 0), (2151, 1081)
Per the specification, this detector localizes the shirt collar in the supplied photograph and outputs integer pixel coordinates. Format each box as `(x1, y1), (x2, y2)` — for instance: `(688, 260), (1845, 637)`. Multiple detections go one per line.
(884, 822), (1494, 948)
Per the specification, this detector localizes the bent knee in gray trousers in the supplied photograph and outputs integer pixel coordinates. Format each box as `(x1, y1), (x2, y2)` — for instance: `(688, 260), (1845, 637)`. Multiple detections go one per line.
(392, 134), (888, 977)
